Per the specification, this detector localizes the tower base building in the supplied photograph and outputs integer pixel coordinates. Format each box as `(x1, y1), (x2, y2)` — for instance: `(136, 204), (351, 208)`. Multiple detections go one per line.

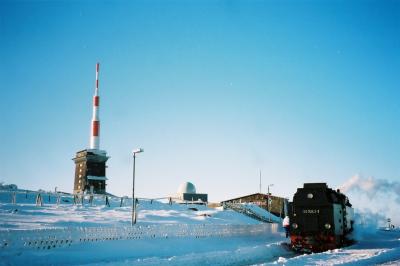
(73, 149), (109, 194)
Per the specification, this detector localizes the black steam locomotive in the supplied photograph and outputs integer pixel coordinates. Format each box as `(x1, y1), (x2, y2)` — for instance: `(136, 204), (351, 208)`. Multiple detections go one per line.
(288, 183), (354, 253)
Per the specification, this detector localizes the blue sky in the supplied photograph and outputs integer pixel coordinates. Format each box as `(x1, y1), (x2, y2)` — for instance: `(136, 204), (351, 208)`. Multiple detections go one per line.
(0, 0), (399, 203)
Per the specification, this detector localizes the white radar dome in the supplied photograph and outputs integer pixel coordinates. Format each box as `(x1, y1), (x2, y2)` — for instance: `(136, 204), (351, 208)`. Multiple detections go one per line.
(178, 182), (196, 194)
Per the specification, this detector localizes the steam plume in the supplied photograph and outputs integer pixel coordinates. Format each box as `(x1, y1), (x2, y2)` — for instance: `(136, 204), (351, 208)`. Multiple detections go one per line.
(340, 175), (400, 204)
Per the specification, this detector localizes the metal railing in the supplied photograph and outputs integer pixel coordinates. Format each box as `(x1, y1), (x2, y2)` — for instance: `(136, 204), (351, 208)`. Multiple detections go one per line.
(224, 202), (274, 223)
(0, 190), (204, 208)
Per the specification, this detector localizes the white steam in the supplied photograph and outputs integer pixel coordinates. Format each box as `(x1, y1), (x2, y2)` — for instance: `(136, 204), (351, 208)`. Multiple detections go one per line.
(340, 175), (400, 227)
(352, 210), (387, 241)
(340, 175), (400, 204)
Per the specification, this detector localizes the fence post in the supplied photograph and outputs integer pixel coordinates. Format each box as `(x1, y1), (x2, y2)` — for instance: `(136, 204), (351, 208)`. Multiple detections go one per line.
(105, 196), (110, 207)
(90, 194), (94, 207)
(36, 193), (43, 207)
(56, 194), (61, 206)
(11, 192), (16, 204)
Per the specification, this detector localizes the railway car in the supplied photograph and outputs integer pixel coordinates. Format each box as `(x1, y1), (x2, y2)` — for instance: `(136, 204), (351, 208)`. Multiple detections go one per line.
(289, 183), (354, 253)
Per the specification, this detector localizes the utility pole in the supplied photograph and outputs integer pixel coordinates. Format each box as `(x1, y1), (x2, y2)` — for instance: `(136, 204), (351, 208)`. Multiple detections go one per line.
(267, 184), (274, 222)
(132, 148), (144, 226)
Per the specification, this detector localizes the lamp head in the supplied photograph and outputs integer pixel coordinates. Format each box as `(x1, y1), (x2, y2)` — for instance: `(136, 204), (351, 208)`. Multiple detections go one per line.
(133, 148), (144, 154)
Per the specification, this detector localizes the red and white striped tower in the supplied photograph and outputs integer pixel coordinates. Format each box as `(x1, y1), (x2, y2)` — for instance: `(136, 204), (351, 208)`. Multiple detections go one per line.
(90, 63), (100, 150)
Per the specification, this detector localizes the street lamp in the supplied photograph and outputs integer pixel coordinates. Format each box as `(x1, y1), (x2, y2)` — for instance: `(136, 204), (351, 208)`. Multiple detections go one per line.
(132, 148), (144, 226)
(267, 184), (274, 195)
(267, 184), (274, 222)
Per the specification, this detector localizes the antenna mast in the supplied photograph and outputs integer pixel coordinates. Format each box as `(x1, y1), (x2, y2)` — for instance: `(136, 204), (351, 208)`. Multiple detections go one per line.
(90, 63), (100, 149)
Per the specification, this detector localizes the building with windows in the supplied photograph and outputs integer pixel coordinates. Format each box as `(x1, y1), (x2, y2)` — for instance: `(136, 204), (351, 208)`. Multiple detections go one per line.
(221, 193), (288, 218)
(73, 149), (109, 194)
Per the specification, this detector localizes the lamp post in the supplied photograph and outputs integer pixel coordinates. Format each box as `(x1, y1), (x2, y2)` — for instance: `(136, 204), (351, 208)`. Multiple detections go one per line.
(267, 184), (274, 222)
(132, 148), (144, 226)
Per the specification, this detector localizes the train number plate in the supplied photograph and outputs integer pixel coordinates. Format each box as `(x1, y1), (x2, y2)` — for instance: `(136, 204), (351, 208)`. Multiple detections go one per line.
(302, 209), (320, 214)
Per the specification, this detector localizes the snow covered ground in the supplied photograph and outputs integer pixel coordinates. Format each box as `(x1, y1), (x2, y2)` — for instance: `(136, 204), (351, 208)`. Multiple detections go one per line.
(0, 197), (260, 229)
(0, 190), (399, 265)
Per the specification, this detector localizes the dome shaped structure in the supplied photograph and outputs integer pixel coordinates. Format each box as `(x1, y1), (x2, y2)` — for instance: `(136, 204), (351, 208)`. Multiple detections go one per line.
(178, 182), (196, 194)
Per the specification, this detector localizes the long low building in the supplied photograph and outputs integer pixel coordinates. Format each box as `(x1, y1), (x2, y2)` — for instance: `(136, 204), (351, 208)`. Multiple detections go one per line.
(221, 193), (288, 218)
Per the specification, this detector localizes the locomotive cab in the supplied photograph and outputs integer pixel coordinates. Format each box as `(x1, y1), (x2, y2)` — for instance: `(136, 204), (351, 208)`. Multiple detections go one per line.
(289, 183), (354, 253)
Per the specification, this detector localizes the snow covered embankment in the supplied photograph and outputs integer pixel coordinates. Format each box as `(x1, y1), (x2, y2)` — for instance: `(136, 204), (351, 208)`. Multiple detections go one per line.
(0, 223), (279, 252)
(0, 221), (284, 265)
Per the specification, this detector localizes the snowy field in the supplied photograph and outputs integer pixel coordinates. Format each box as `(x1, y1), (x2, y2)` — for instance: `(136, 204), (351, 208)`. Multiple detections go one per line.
(0, 190), (399, 265)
